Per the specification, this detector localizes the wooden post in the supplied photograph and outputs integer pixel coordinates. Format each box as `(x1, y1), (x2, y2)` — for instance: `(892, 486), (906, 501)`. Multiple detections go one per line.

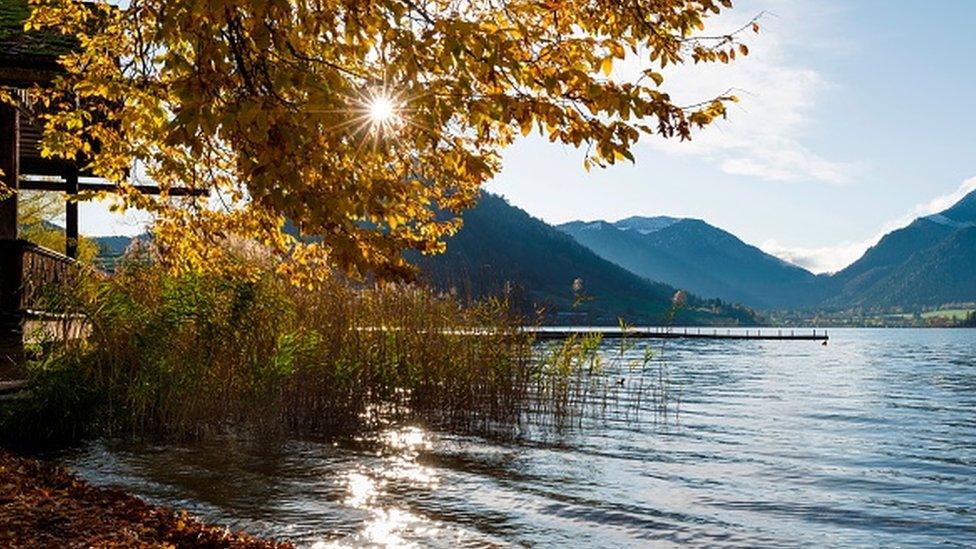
(0, 102), (18, 240)
(0, 103), (23, 375)
(0, 240), (24, 375)
(65, 165), (79, 258)
(0, 240), (24, 315)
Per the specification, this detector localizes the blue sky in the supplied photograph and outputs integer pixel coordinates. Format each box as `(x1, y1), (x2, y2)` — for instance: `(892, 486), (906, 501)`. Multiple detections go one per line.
(486, 0), (976, 272)
(80, 0), (976, 273)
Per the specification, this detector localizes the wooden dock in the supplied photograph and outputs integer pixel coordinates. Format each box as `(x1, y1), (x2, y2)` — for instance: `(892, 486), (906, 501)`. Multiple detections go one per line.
(356, 326), (829, 341)
(525, 327), (828, 341)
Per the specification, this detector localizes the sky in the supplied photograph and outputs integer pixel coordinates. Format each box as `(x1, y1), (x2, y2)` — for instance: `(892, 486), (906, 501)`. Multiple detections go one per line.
(485, 0), (976, 273)
(78, 0), (976, 274)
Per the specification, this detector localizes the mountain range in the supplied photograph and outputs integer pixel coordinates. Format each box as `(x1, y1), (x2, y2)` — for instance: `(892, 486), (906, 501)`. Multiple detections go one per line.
(87, 188), (976, 321)
(411, 194), (759, 325)
(557, 189), (976, 312)
(822, 192), (976, 309)
(558, 217), (824, 309)
(87, 195), (760, 326)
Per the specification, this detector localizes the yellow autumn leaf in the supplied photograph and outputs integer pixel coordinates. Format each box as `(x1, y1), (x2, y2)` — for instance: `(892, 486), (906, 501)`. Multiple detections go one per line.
(23, 0), (747, 282)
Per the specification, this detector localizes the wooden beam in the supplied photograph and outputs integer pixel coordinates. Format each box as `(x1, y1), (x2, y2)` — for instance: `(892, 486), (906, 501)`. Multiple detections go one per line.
(0, 66), (62, 88)
(0, 104), (18, 240)
(20, 157), (96, 178)
(65, 166), (79, 258)
(18, 179), (208, 197)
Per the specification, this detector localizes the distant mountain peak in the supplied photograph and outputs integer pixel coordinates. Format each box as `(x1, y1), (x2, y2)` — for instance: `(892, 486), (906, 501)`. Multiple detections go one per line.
(414, 193), (760, 325)
(613, 216), (683, 235)
(559, 214), (820, 309)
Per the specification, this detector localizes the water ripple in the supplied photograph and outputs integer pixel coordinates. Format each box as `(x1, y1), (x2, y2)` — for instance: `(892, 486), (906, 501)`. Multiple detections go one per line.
(56, 329), (976, 547)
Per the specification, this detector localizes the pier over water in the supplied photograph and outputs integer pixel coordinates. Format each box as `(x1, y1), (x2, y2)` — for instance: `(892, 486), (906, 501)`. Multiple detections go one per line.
(526, 326), (829, 341)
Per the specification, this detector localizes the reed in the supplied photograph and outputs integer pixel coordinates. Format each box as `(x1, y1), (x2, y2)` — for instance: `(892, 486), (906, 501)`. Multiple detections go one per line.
(7, 257), (612, 442)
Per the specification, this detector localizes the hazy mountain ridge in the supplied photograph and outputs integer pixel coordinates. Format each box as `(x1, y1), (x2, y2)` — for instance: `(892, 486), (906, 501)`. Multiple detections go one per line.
(558, 216), (822, 310)
(88, 189), (976, 316)
(614, 216), (681, 234)
(822, 190), (976, 308)
(559, 189), (976, 312)
(413, 194), (760, 325)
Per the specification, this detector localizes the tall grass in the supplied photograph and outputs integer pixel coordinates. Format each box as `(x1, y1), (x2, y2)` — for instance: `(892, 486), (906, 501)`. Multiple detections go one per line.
(6, 257), (617, 443)
(523, 323), (682, 433)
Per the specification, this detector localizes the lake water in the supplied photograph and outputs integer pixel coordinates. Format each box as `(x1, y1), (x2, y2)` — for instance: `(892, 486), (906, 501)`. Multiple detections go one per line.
(57, 328), (976, 547)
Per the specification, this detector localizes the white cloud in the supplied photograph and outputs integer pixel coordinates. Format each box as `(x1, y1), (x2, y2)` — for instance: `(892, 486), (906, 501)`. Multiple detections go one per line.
(719, 142), (850, 184)
(915, 177), (976, 215)
(762, 176), (976, 273)
(761, 239), (871, 274)
(629, 3), (854, 184)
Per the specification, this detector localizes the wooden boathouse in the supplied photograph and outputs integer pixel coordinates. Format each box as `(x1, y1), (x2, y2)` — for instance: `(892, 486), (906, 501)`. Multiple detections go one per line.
(0, 4), (86, 385)
(0, 3), (202, 388)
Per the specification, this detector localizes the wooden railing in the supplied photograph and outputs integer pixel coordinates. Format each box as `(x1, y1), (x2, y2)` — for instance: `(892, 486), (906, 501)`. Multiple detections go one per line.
(20, 241), (80, 313)
(1, 239), (90, 372)
(1, 239), (80, 318)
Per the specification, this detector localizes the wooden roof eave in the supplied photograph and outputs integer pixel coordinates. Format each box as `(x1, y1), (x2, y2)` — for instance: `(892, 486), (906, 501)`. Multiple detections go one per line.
(0, 52), (64, 87)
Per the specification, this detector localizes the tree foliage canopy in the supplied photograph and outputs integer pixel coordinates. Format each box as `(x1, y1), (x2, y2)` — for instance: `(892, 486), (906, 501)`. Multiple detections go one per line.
(23, 0), (754, 283)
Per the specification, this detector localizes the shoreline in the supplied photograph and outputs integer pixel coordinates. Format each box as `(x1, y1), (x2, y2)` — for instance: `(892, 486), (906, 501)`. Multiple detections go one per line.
(0, 449), (290, 548)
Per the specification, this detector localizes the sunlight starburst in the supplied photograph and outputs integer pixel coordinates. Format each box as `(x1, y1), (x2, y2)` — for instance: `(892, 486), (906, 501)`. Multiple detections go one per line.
(363, 90), (403, 136)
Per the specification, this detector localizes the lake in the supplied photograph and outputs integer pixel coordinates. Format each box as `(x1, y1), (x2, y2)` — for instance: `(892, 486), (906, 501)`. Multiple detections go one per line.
(56, 328), (976, 547)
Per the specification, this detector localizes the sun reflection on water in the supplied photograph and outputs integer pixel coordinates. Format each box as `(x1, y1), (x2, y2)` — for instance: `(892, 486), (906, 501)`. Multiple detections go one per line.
(344, 472), (379, 508)
(384, 426), (428, 452)
(314, 426), (441, 548)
